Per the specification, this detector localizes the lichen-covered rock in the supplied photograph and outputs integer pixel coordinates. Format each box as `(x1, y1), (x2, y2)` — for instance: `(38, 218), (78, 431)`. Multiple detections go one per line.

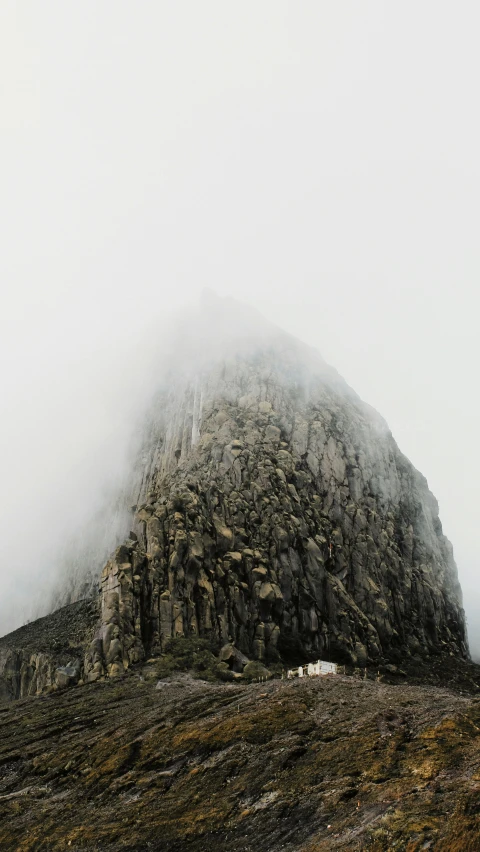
(3, 665), (480, 851)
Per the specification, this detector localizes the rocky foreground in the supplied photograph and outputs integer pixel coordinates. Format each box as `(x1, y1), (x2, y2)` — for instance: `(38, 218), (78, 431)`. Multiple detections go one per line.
(1, 659), (480, 852)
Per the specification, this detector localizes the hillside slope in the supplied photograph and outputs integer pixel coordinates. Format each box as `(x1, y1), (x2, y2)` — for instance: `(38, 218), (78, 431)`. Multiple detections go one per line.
(1, 666), (480, 851)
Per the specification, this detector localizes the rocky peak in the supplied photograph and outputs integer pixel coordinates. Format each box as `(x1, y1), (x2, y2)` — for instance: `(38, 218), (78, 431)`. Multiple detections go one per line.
(0, 296), (468, 698)
(81, 296), (467, 681)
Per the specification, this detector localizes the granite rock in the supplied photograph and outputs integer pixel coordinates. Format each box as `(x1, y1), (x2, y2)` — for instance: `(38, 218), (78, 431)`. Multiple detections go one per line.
(82, 307), (467, 679)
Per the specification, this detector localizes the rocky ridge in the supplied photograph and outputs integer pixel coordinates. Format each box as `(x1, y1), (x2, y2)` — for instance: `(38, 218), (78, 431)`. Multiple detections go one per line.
(0, 601), (98, 702)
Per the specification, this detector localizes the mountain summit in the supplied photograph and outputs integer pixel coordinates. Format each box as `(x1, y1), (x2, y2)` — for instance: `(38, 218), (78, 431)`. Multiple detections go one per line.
(0, 295), (468, 697)
(85, 294), (468, 680)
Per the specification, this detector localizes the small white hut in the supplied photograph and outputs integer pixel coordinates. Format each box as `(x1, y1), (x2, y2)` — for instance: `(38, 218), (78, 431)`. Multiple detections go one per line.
(287, 659), (338, 679)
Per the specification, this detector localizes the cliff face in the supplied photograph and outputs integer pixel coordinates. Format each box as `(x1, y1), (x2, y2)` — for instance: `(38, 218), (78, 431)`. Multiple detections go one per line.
(81, 302), (467, 681)
(0, 297), (467, 697)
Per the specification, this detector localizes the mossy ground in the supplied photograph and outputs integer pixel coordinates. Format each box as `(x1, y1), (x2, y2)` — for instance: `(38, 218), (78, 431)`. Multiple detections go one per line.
(1, 665), (480, 851)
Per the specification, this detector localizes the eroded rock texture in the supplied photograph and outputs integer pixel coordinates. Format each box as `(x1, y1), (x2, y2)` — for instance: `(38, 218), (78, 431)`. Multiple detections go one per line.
(84, 325), (467, 680)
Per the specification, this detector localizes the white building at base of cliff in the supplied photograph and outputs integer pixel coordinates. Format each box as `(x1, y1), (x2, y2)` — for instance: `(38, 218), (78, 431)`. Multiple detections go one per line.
(287, 660), (338, 678)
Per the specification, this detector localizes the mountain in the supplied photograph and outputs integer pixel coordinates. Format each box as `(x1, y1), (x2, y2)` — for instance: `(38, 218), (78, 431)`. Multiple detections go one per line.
(85, 293), (468, 680)
(0, 294), (468, 700)
(0, 295), (477, 852)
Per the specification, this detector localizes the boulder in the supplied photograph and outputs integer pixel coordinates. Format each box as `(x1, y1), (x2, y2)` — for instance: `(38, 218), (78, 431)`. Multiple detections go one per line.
(243, 661), (273, 681)
(219, 644), (250, 673)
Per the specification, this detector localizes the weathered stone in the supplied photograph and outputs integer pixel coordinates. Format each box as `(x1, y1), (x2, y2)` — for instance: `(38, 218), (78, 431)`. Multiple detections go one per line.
(219, 644), (250, 673)
(1, 299), (468, 699)
(55, 665), (79, 689)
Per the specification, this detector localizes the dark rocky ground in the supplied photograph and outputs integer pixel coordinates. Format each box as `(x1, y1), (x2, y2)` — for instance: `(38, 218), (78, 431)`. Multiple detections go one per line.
(1, 659), (480, 852)
(0, 601), (100, 702)
(0, 601), (99, 663)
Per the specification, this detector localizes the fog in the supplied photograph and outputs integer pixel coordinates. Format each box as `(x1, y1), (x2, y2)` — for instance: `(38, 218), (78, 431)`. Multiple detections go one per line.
(1, 3), (479, 655)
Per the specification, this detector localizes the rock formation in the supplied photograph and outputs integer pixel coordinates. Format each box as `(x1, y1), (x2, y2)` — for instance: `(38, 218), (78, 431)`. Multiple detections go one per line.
(79, 294), (467, 681)
(3, 666), (480, 851)
(0, 295), (468, 696)
(0, 294), (474, 852)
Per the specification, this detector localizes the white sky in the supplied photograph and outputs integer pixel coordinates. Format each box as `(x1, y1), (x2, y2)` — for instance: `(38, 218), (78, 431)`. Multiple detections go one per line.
(1, 2), (479, 654)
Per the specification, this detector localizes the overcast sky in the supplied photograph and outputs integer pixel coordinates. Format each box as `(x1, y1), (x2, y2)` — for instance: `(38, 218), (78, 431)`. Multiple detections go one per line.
(1, 2), (479, 653)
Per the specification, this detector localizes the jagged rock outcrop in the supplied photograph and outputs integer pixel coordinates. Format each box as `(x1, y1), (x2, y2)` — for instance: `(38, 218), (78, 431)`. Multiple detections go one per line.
(0, 297), (467, 693)
(0, 600), (98, 701)
(81, 296), (467, 680)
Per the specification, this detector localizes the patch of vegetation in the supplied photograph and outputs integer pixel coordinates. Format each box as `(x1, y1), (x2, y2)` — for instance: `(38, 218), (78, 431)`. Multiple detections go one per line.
(155, 636), (226, 681)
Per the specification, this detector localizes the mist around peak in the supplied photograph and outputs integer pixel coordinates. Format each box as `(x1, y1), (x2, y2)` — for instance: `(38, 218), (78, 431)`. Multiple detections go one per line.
(0, 295), (387, 637)
(0, 290), (469, 648)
